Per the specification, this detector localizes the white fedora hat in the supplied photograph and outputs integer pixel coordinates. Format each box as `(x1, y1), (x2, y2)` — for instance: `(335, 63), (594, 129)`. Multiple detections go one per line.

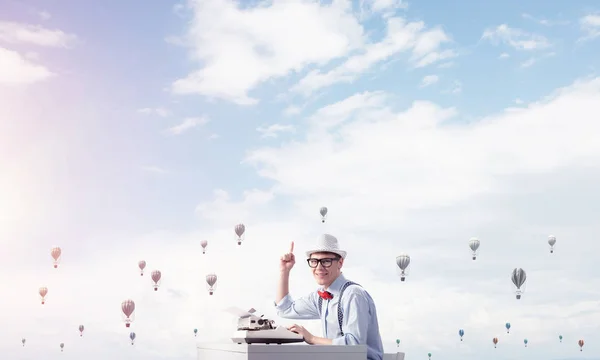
(305, 234), (347, 259)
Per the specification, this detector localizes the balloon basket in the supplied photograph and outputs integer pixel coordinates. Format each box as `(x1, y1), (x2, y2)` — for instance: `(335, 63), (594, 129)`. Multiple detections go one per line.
(550, 250), (554, 253)
(400, 277), (405, 282)
(154, 287), (158, 291)
(126, 323), (130, 328)
(41, 301), (45, 304)
(54, 265), (57, 268)
(209, 291), (213, 295)
(472, 256), (476, 260)
(516, 294), (521, 299)
(237, 241), (241, 245)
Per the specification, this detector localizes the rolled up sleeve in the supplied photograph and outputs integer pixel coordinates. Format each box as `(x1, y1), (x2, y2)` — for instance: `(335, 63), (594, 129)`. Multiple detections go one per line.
(331, 291), (369, 345)
(274, 293), (320, 320)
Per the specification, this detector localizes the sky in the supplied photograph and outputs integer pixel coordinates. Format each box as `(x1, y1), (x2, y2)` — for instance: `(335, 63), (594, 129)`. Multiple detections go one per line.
(1, 0), (600, 359)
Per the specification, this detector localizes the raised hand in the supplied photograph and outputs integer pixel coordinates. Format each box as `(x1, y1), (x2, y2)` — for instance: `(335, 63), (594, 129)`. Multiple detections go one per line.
(280, 241), (296, 272)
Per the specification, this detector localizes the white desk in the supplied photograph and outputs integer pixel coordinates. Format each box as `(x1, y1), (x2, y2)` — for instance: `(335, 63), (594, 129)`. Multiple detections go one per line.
(197, 343), (405, 360)
(383, 353), (405, 360)
(197, 343), (366, 360)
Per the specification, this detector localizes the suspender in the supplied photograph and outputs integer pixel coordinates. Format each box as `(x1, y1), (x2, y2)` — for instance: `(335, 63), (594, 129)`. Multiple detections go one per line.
(318, 281), (361, 336)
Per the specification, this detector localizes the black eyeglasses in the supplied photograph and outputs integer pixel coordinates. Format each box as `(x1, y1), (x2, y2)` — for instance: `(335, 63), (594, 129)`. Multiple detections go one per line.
(307, 258), (339, 268)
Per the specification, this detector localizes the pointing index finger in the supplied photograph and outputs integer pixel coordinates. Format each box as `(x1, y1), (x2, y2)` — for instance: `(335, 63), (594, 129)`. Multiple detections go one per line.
(290, 241), (294, 253)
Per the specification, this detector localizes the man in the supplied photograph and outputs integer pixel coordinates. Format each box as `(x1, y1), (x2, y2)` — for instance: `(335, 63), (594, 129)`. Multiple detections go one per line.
(274, 233), (384, 360)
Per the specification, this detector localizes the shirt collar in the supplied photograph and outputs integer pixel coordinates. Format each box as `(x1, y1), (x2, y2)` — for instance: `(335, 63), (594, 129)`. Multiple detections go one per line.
(322, 272), (346, 296)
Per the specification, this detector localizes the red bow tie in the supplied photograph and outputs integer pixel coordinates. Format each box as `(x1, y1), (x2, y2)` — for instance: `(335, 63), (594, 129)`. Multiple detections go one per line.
(318, 290), (333, 300)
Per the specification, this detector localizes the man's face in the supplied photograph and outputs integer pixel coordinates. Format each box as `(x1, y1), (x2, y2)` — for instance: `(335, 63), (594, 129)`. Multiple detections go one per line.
(308, 252), (343, 287)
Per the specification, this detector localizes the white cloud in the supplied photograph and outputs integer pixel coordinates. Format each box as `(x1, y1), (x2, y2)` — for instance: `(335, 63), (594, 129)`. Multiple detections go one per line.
(170, 0), (365, 105)
(166, 116), (209, 135)
(481, 24), (551, 50)
(437, 61), (453, 68)
(0, 21), (75, 85)
(170, 0), (455, 103)
(521, 58), (536, 68)
(578, 14), (600, 41)
(359, 0), (407, 18)
(24, 51), (39, 60)
(283, 105), (302, 116)
(445, 80), (462, 94)
(304, 90), (390, 131)
(291, 17), (456, 96)
(38, 11), (52, 20)
(256, 124), (296, 138)
(419, 74), (438, 87)
(0, 21), (77, 48)
(499, 52), (510, 59)
(0, 47), (53, 85)
(521, 13), (570, 26)
(137, 107), (170, 117)
(244, 77), (600, 229)
(520, 51), (555, 69)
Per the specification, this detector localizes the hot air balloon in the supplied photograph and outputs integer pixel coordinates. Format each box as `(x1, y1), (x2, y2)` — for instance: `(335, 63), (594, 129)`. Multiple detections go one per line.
(21, 338), (25, 347)
(138, 260), (146, 276)
(505, 322), (511, 333)
(458, 329), (464, 341)
(234, 224), (245, 245)
(320, 207), (328, 223)
(468, 237), (480, 260)
(200, 240), (208, 254)
(579, 339), (584, 351)
(151, 270), (161, 291)
(524, 338), (528, 347)
(194, 328), (198, 337)
(428, 352), (431, 359)
(130, 332), (136, 345)
(39, 287), (48, 304)
(511, 268), (527, 299)
(559, 335), (563, 342)
(121, 299), (135, 327)
(206, 273), (218, 295)
(50, 246), (62, 268)
(493, 337), (498, 348)
(79, 325), (84, 336)
(548, 235), (556, 253)
(59, 343), (64, 352)
(395, 339), (400, 347)
(395, 254), (410, 281)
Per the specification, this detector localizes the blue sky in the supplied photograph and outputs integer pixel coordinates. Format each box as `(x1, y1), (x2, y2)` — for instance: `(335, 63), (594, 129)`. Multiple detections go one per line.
(2, 0), (600, 359)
